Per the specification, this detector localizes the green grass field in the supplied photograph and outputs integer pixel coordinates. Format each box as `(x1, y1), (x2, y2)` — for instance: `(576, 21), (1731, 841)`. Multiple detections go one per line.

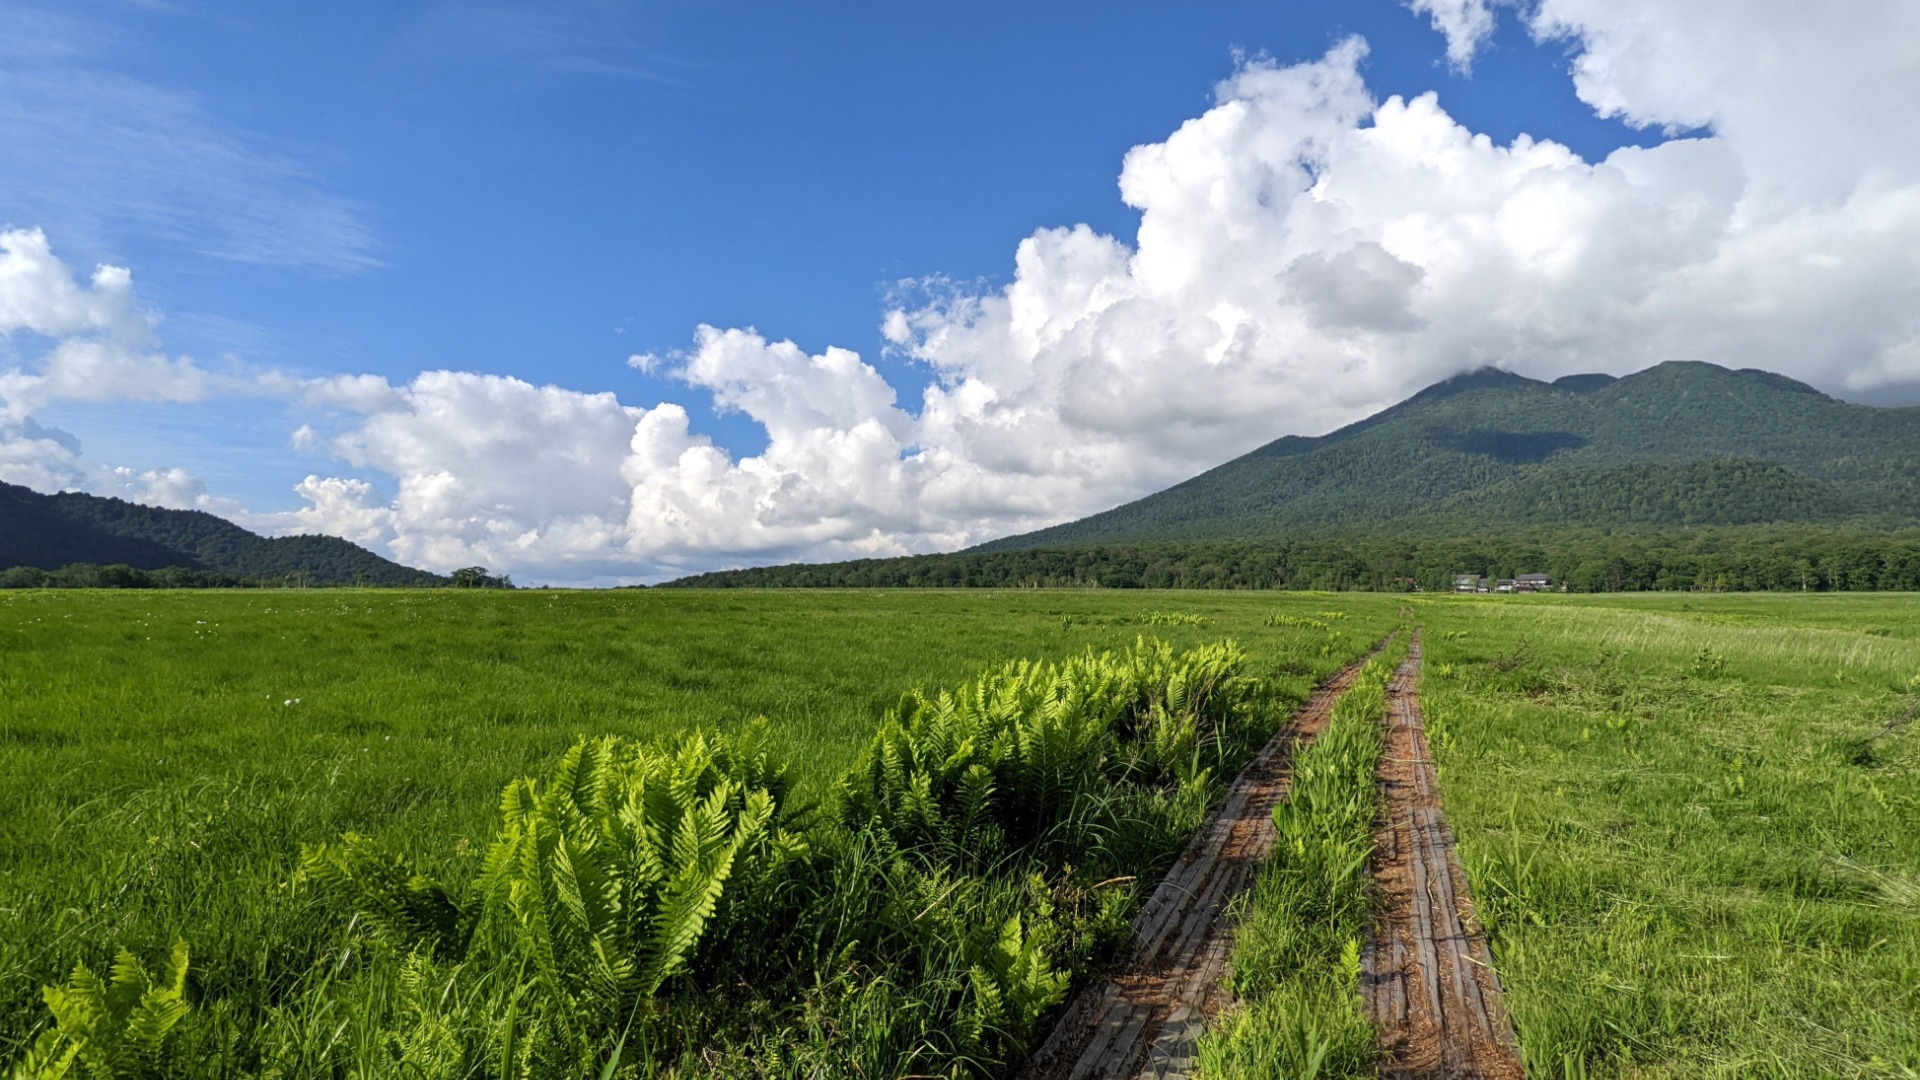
(0, 589), (1399, 1076)
(1423, 595), (1920, 1079)
(3, 589), (1915, 1077)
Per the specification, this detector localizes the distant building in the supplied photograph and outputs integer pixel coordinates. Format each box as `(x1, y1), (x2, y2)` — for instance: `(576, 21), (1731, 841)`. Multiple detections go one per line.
(1458, 572), (1554, 594)
(1514, 573), (1553, 593)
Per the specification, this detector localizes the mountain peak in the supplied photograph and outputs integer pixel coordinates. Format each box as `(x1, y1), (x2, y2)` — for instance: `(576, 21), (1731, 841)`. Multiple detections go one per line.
(1551, 373), (1617, 393)
(1611, 360), (1830, 399)
(973, 363), (1915, 551)
(1408, 367), (1549, 403)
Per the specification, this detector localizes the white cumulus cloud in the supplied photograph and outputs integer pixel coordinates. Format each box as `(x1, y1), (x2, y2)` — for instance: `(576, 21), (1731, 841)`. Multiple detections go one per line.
(1404, 0), (1504, 69)
(0, 227), (254, 421)
(0, 415), (85, 492)
(292, 370), (648, 574)
(0, 228), (282, 502)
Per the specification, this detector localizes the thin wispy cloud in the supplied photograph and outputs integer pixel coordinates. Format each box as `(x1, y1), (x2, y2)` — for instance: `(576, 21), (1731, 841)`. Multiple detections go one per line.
(420, 1), (698, 87)
(0, 3), (378, 274)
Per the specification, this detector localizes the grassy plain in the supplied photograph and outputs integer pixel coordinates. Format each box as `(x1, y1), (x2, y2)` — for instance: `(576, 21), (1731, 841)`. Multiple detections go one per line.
(0, 589), (1399, 1074)
(1422, 594), (1920, 1079)
(5, 589), (1916, 1077)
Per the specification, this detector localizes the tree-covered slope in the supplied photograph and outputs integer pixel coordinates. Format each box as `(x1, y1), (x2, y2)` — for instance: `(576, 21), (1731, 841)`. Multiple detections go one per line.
(0, 481), (442, 584)
(1438, 457), (1859, 527)
(977, 362), (1920, 550)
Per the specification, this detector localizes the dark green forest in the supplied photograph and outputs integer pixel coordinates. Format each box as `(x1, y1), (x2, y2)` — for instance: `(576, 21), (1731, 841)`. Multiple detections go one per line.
(0, 481), (441, 585)
(662, 527), (1920, 592)
(0, 563), (514, 590)
(1, 563), (322, 589)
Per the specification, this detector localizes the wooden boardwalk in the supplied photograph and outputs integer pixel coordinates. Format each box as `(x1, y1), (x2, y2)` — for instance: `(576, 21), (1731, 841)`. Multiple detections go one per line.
(1023, 636), (1392, 1079)
(1363, 633), (1526, 1079)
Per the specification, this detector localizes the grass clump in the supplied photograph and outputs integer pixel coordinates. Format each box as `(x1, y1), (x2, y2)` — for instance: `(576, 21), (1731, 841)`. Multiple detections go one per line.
(1135, 610), (1208, 627)
(1196, 653), (1394, 1079)
(1265, 613), (1331, 631)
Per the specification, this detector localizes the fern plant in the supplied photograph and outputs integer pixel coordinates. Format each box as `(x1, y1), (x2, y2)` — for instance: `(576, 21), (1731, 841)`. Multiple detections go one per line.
(382, 952), (468, 1080)
(10, 942), (192, 1080)
(841, 654), (1118, 858)
(298, 834), (474, 959)
(300, 722), (808, 1072)
(957, 914), (1071, 1053)
(483, 737), (756, 1033)
(843, 639), (1256, 862)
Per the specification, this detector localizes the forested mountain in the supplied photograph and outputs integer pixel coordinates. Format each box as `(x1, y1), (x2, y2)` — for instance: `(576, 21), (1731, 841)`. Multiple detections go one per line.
(0, 481), (441, 585)
(668, 362), (1920, 591)
(978, 362), (1920, 550)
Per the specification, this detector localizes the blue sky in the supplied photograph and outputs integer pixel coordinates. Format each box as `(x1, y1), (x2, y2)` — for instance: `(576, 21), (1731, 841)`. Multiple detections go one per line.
(3, 0), (1917, 581)
(9, 1), (1642, 492)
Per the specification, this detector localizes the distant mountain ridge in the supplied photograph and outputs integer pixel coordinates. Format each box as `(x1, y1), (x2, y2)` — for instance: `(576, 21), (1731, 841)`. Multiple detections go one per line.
(0, 481), (442, 585)
(974, 361), (1920, 551)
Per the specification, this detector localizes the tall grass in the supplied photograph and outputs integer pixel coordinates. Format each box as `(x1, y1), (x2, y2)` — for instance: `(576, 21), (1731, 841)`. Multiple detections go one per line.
(3, 604), (1390, 1078)
(1424, 594), (1920, 1078)
(1195, 651), (1397, 1079)
(0, 588), (1403, 1073)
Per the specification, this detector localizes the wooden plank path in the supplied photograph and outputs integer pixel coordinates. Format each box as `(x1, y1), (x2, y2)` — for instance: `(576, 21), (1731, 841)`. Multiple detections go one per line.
(1363, 632), (1526, 1079)
(1022, 635), (1393, 1080)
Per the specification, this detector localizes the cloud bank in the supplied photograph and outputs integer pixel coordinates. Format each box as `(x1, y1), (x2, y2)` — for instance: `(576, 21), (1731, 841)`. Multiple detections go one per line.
(6, 0), (1920, 582)
(0, 227), (279, 501)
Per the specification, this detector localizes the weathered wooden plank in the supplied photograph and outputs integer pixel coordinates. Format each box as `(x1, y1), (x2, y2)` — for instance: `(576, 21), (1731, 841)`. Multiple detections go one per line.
(1362, 633), (1526, 1079)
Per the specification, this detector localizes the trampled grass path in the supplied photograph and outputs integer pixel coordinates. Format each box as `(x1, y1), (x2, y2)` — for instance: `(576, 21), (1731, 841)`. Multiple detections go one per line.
(1364, 632), (1526, 1079)
(1023, 633), (1396, 1079)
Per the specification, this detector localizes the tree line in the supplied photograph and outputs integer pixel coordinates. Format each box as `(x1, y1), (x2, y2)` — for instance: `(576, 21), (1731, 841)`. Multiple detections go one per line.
(662, 527), (1920, 592)
(0, 563), (512, 590)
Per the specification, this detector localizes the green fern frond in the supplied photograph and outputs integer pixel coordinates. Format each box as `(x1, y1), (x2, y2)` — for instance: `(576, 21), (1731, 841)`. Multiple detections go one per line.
(40, 965), (108, 1050)
(299, 835), (474, 958)
(6, 1029), (79, 1080)
(638, 802), (741, 994)
(28, 940), (195, 1080)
